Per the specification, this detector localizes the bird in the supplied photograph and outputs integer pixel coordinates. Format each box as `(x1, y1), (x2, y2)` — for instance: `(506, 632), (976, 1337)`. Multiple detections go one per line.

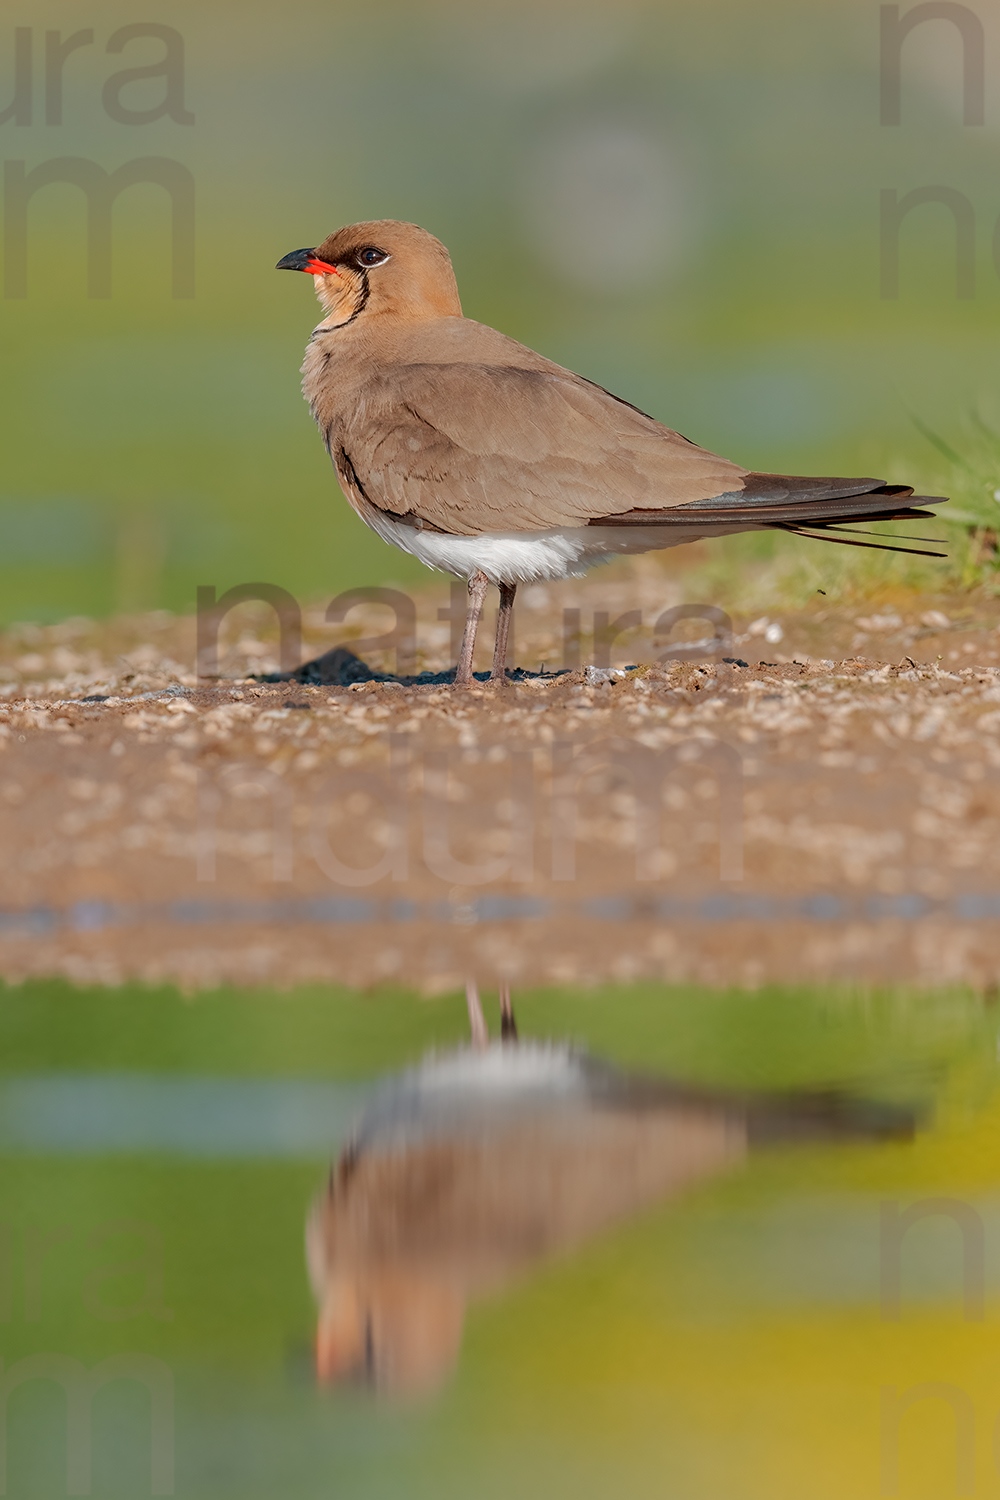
(305, 1021), (916, 1396)
(277, 220), (947, 686)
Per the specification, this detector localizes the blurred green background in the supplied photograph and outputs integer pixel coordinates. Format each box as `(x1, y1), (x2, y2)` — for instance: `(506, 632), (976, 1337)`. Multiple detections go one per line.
(2, 0), (1000, 624)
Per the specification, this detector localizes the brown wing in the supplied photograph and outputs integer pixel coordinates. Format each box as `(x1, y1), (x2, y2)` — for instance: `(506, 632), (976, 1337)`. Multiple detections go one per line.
(338, 362), (748, 535)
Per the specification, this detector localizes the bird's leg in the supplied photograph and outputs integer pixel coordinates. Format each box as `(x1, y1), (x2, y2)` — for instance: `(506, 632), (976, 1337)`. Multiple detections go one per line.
(491, 583), (517, 682)
(499, 981), (518, 1043)
(465, 980), (489, 1049)
(454, 570), (489, 687)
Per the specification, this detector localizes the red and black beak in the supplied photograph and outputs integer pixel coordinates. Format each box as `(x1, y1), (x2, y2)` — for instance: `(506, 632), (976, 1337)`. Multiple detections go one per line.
(276, 248), (340, 276)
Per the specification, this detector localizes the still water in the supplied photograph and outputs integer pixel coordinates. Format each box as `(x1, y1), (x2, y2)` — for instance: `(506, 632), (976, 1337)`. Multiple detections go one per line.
(0, 975), (996, 1499)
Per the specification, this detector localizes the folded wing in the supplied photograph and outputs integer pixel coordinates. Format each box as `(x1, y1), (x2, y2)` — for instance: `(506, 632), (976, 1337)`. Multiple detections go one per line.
(338, 360), (946, 543)
(339, 362), (747, 534)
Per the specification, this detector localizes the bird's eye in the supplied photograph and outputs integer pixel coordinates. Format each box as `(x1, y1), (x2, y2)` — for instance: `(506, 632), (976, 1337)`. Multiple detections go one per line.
(357, 247), (389, 268)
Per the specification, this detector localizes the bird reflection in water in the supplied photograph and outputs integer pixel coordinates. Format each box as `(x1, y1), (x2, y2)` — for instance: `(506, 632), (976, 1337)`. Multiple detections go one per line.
(306, 984), (914, 1397)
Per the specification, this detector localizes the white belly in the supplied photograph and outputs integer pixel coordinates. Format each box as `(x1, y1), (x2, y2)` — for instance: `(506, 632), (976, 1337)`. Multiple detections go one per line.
(359, 507), (751, 585)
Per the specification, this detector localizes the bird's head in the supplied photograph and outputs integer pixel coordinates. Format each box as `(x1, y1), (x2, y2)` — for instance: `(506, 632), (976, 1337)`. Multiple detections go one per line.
(276, 219), (462, 327)
(306, 1168), (467, 1399)
(314, 1271), (466, 1398)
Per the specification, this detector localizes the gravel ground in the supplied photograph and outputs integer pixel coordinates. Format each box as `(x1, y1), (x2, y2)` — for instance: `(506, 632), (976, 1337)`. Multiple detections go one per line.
(3, 580), (1000, 992)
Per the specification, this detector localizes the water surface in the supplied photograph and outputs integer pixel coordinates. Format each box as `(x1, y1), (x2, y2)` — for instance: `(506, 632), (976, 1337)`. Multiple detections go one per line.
(0, 978), (996, 1500)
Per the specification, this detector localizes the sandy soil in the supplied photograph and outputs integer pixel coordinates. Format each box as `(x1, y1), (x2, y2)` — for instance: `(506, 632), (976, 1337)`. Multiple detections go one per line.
(2, 576), (1000, 993)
